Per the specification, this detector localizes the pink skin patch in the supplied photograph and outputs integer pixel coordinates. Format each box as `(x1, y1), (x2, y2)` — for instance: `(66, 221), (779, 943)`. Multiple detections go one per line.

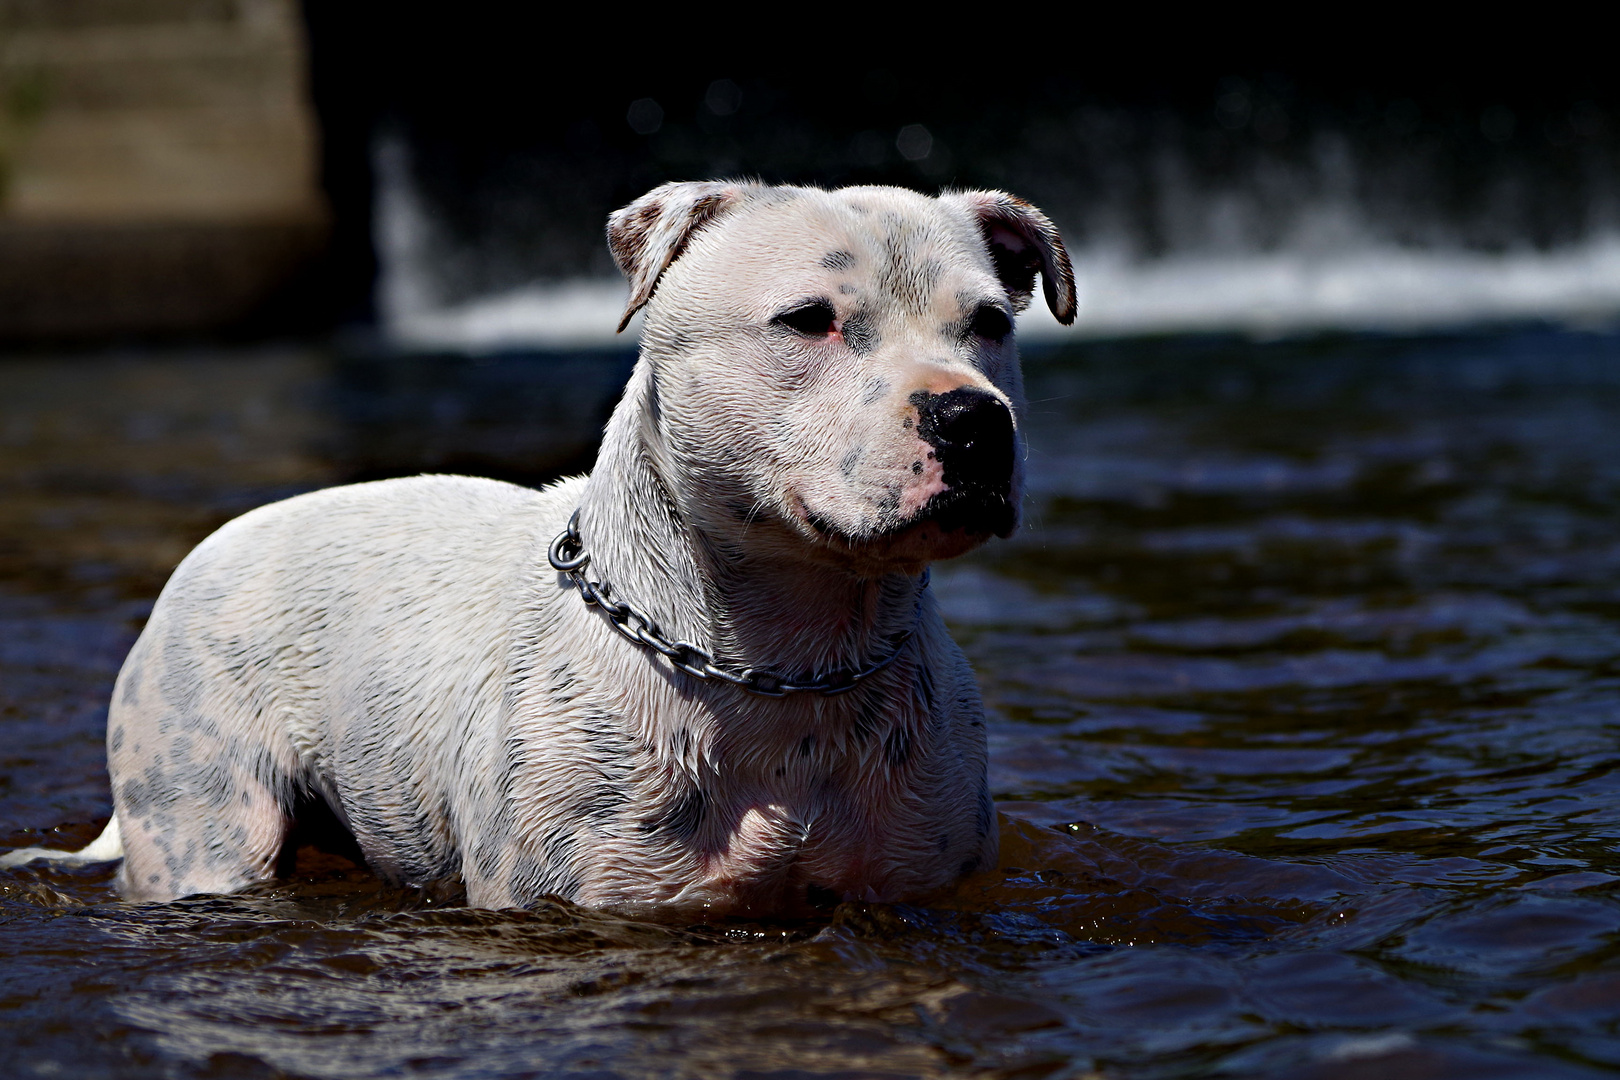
(896, 439), (948, 517)
(787, 430), (973, 558)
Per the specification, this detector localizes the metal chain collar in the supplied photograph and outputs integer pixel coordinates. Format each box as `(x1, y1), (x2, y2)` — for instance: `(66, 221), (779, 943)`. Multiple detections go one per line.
(547, 509), (927, 697)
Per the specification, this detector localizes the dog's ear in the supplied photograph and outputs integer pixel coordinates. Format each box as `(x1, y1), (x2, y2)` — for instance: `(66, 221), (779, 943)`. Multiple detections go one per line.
(944, 191), (1077, 325)
(607, 181), (750, 331)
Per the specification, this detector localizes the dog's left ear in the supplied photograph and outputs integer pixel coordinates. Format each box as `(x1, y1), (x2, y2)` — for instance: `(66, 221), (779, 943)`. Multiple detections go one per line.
(943, 191), (1077, 325)
(607, 181), (751, 331)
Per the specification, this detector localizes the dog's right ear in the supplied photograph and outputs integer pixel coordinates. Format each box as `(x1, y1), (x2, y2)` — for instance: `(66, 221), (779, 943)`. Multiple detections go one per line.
(942, 190), (1077, 325)
(607, 181), (750, 331)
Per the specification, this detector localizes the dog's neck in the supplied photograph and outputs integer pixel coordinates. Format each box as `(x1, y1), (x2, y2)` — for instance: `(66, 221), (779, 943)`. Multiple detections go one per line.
(575, 364), (924, 680)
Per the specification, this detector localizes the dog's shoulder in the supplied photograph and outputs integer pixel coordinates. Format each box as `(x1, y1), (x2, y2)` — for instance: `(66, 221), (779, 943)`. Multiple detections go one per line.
(249, 472), (551, 521)
(193, 473), (572, 554)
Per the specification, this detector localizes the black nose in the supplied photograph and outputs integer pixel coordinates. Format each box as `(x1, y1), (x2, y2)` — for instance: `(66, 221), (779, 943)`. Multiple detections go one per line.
(913, 387), (1016, 490)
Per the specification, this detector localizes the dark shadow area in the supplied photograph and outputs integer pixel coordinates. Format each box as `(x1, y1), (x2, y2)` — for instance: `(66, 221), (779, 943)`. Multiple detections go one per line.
(277, 787), (369, 881)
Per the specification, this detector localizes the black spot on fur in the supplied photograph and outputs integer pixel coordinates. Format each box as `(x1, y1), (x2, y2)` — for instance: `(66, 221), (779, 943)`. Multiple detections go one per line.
(110, 726), (125, 753)
(506, 852), (545, 898)
(507, 830), (583, 902)
(577, 782), (629, 821)
(821, 249), (856, 271)
(917, 258), (943, 295)
(471, 835), (504, 882)
(862, 378), (890, 405)
(547, 662), (579, 700)
(641, 786), (706, 840)
(839, 283), (857, 295)
(543, 831), (582, 894)
(201, 767), (241, 810)
(911, 461), (924, 475)
(120, 767), (164, 815)
(164, 837), (197, 884)
(361, 743), (455, 883)
(840, 447), (862, 477)
(159, 620), (205, 719)
(580, 711), (637, 771)
(119, 658), (142, 707)
(876, 485), (902, 520)
(799, 735), (816, 757)
(842, 310), (879, 355)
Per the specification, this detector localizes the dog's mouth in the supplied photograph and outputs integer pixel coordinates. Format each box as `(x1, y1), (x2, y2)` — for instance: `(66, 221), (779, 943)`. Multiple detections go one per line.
(800, 484), (1016, 558)
(909, 483), (1017, 538)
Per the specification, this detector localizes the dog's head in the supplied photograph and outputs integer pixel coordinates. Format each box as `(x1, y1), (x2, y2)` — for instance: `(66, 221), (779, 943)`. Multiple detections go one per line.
(607, 182), (1075, 574)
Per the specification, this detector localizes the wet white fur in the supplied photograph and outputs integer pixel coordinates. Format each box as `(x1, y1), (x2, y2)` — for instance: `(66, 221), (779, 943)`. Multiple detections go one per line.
(8, 182), (1075, 914)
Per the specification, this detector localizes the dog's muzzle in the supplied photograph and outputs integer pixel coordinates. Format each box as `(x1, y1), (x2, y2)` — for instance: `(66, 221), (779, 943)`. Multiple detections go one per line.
(911, 387), (1017, 536)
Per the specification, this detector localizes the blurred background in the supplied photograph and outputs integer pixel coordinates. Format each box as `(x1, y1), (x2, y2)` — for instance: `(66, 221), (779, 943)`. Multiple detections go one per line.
(3, 2), (1620, 346)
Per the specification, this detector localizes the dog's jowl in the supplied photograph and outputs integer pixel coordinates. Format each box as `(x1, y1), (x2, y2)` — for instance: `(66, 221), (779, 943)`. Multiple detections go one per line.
(24, 183), (1077, 914)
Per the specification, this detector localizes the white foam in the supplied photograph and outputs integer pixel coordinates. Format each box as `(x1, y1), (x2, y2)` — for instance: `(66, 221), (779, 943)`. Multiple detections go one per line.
(380, 240), (1620, 353)
(1017, 240), (1620, 341)
(372, 132), (638, 353)
(388, 280), (642, 352)
(372, 136), (1620, 351)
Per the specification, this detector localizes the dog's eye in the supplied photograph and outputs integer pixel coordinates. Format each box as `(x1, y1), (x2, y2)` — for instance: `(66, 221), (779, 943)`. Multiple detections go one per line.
(968, 305), (1013, 342)
(774, 301), (838, 336)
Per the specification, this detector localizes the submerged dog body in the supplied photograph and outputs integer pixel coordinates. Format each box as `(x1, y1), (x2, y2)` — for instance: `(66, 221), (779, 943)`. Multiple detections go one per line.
(93, 182), (1077, 913)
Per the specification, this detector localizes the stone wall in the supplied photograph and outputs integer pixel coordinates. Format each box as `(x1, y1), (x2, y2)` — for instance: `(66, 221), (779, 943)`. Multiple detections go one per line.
(0, 0), (327, 338)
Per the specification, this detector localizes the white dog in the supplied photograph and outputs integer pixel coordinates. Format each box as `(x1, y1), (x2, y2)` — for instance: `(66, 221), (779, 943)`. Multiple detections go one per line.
(3, 182), (1075, 915)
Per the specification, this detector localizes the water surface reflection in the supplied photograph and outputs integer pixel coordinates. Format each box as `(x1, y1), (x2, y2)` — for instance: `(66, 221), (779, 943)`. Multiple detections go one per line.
(4, 331), (1620, 1078)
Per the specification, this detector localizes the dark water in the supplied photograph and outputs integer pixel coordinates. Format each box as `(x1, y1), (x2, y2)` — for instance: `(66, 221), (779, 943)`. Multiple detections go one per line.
(4, 331), (1620, 1078)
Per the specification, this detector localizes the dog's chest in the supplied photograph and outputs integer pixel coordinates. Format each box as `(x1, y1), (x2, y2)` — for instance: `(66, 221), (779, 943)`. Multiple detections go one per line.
(614, 686), (962, 910)
(510, 608), (983, 913)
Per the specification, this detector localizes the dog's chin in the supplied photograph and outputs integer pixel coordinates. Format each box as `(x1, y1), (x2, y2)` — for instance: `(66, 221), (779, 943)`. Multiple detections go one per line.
(799, 489), (1017, 572)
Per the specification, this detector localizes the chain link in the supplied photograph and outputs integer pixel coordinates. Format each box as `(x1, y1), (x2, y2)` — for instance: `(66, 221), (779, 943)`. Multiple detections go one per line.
(548, 509), (927, 697)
